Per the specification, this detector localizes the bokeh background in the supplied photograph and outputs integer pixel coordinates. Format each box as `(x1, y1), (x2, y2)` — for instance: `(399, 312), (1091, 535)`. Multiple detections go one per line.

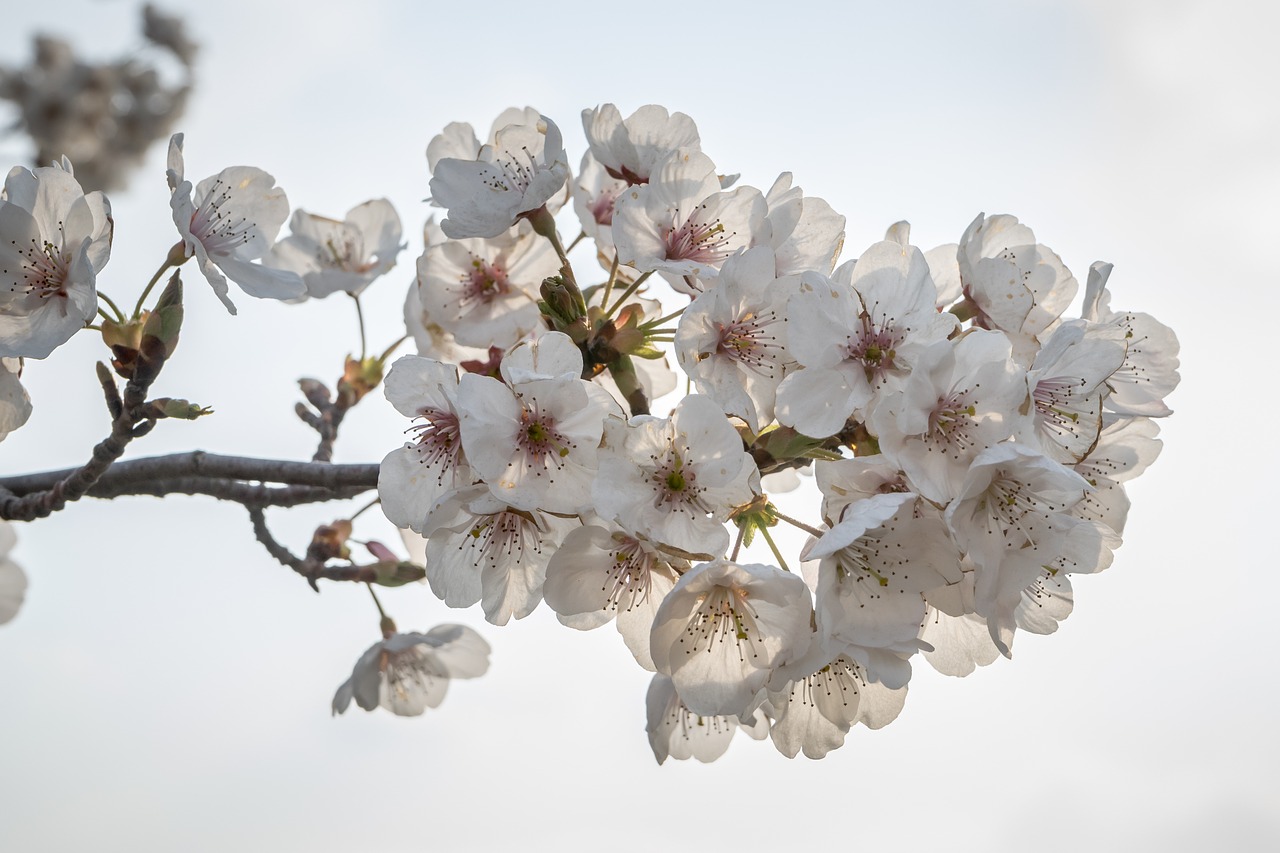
(0, 1), (1275, 850)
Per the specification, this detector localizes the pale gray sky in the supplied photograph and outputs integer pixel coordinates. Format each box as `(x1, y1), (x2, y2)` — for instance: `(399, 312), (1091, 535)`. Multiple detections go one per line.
(0, 1), (1275, 851)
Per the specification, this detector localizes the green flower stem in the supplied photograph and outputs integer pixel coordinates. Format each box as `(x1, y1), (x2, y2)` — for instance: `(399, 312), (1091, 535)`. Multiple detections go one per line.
(757, 524), (790, 572)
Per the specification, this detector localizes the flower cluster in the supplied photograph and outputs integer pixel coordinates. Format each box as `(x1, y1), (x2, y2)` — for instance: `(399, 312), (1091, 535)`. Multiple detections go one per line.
(0, 100), (1178, 760)
(379, 104), (1179, 762)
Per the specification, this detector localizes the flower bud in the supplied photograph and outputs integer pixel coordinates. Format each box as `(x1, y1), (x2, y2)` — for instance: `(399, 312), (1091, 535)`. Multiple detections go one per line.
(308, 520), (353, 562)
(369, 560), (427, 587)
(337, 356), (383, 406)
(142, 271), (184, 354)
(145, 397), (212, 420)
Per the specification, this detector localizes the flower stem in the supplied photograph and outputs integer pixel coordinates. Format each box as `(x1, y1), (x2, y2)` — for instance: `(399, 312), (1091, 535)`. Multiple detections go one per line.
(97, 291), (126, 323)
(600, 253), (620, 311)
(349, 495), (381, 521)
(758, 525), (790, 572)
(772, 509), (824, 538)
(640, 308), (684, 330)
(366, 582), (388, 620)
(378, 335), (409, 364)
(729, 522), (746, 562)
(604, 271), (652, 319)
(133, 259), (175, 317)
(352, 295), (367, 360)
(565, 230), (587, 253)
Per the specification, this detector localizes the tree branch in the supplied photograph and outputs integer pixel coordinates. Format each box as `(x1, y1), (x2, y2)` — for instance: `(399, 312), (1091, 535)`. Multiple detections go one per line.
(247, 505), (405, 592)
(0, 452), (379, 511)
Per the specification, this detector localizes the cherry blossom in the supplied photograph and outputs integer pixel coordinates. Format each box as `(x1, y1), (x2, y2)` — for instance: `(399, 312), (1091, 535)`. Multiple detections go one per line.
(593, 394), (758, 557)
(422, 484), (578, 625)
(429, 114), (569, 239)
(0, 158), (112, 358)
(0, 522), (24, 625)
(645, 674), (767, 764)
(331, 624), (490, 717)
(582, 103), (701, 186)
(674, 247), (796, 433)
(805, 492), (961, 686)
(765, 645), (906, 759)
(268, 199), (403, 299)
(612, 149), (765, 292)
(167, 133), (305, 313)
(0, 358), (32, 441)
(416, 221), (558, 350)
(1081, 261), (1181, 420)
(650, 559), (813, 717)
(777, 238), (956, 438)
(761, 172), (845, 276)
(1016, 320), (1127, 463)
(456, 332), (618, 514)
(543, 523), (684, 670)
(377, 356), (473, 533)
(943, 443), (1095, 655)
(957, 213), (1077, 361)
(871, 330), (1030, 504)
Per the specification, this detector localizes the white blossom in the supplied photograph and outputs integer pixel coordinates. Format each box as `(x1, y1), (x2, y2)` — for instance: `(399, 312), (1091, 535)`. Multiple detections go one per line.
(0, 522), (25, 625)
(650, 559), (813, 717)
(167, 133), (304, 313)
(422, 484), (577, 625)
(0, 358), (32, 441)
(416, 221), (558, 350)
(612, 149), (765, 293)
(957, 213), (1077, 361)
(0, 159), (112, 358)
(331, 624), (490, 717)
(806, 492), (961, 687)
(943, 443), (1095, 655)
(377, 356), (473, 533)
(674, 246), (796, 433)
(543, 523), (684, 670)
(457, 332), (617, 514)
(645, 674), (761, 765)
(777, 239), (957, 438)
(429, 114), (569, 239)
(761, 172), (845, 276)
(582, 104), (700, 186)
(871, 330), (1030, 504)
(268, 199), (403, 299)
(1081, 261), (1181, 419)
(593, 394), (758, 557)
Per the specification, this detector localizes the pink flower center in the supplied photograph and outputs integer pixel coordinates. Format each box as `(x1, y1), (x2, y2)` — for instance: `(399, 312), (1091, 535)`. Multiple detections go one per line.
(458, 257), (511, 308)
(407, 408), (462, 485)
(190, 177), (256, 256)
(713, 309), (783, 376)
(10, 234), (69, 299)
(663, 206), (735, 264)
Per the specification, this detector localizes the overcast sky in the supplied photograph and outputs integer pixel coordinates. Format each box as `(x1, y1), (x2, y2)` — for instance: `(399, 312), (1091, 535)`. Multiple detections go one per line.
(1, 1), (1276, 851)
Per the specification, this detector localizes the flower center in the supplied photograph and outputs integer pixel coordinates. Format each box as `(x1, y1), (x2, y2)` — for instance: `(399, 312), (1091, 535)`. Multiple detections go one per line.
(924, 391), (978, 457)
(648, 449), (710, 514)
(458, 257), (511, 309)
(663, 205), (735, 264)
(323, 235), (372, 273)
(679, 586), (761, 657)
(603, 536), (659, 612)
(190, 177), (256, 255)
(589, 187), (619, 226)
(407, 407), (462, 484)
(847, 317), (903, 381)
(709, 309), (784, 376)
(10, 234), (69, 299)
(465, 509), (542, 569)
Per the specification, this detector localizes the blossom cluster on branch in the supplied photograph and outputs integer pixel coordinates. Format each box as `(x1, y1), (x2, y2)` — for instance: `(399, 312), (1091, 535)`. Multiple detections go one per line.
(0, 102), (1179, 763)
